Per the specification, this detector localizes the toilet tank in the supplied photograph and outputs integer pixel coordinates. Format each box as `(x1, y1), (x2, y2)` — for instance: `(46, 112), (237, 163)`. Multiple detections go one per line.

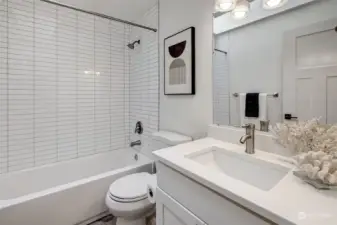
(150, 131), (192, 151)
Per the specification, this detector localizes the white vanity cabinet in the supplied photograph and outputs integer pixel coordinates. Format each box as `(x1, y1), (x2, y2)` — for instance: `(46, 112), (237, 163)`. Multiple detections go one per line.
(156, 162), (275, 225)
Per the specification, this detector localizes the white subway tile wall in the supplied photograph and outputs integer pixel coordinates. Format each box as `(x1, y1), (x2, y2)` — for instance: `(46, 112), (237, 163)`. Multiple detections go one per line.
(129, 4), (159, 156)
(0, 0), (133, 173)
(0, 0), (7, 172)
(213, 50), (230, 126)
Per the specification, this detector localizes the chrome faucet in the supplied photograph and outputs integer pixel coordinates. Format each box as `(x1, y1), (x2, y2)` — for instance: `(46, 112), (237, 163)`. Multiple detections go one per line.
(240, 123), (255, 154)
(130, 140), (141, 147)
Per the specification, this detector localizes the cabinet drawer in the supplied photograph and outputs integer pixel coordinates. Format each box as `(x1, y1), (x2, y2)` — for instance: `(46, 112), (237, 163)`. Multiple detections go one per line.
(156, 188), (207, 225)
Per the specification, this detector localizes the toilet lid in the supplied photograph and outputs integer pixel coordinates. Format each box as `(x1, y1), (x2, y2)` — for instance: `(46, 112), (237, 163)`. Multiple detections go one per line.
(109, 173), (151, 201)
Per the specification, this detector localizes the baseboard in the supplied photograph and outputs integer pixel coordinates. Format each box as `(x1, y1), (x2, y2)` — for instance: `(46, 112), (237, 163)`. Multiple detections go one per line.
(75, 211), (112, 225)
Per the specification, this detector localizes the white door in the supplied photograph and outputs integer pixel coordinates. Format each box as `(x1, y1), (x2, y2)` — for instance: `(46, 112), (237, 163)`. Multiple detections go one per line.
(283, 18), (337, 124)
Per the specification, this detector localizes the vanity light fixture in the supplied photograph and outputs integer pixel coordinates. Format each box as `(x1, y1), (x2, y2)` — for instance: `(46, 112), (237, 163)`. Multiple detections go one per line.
(262, 0), (288, 9)
(231, 0), (250, 19)
(216, 0), (237, 12)
(214, 0), (289, 16)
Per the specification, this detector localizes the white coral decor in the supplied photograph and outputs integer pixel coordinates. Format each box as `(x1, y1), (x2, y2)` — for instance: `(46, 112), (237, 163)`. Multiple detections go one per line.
(271, 118), (337, 185)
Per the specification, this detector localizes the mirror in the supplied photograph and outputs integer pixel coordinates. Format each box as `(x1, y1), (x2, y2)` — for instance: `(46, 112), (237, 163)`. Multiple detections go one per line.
(212, 0), (337, 131)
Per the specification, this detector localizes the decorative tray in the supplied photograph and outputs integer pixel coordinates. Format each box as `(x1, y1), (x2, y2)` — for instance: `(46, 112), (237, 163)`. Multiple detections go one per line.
(293, 171), (337, 190)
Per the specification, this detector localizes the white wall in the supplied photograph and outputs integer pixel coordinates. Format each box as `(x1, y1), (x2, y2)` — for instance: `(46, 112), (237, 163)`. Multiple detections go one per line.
(159, 0), (214, 137)
(215, 0), (337, 126)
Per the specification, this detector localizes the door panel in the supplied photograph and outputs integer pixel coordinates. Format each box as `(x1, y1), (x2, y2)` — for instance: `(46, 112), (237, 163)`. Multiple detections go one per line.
(327, 75), (337, 124)
(162, 207), (187, 225)
(156, 188), (207, 225)
(296, 78), (314, 121)
(283, 18), (337, 123)
(296, 28), (337, 68)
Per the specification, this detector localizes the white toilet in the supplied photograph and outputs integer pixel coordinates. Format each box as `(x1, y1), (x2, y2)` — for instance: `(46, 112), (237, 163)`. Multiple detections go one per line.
(105, 131), (192, 225)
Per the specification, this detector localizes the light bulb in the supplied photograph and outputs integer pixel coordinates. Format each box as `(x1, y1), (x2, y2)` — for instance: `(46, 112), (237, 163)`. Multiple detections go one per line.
(217, 0), (236, 11)
(266, 0), (282, 7)
(220, 2), (233, 10)
(231, 0), (249, 19)
(263, 0), (288, 9)
(232, 11), (247, 19)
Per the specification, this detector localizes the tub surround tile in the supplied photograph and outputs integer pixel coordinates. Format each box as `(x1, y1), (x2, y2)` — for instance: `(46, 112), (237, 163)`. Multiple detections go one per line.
(0, 0), (130, 173)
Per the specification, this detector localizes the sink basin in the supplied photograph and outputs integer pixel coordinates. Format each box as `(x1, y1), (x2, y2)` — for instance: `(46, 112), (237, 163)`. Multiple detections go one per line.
(186, 146), (290, 191)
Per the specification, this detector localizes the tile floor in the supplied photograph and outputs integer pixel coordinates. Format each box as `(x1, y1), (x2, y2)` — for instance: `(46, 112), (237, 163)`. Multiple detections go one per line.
(88, 215), (116, 225)
(87, 214), (156, 225)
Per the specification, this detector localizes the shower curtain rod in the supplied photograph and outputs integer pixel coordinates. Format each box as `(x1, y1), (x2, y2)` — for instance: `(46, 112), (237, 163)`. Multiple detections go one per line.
(40, 0), (158, 32)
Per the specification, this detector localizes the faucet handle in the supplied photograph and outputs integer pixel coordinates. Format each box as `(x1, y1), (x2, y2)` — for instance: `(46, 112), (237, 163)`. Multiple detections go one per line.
(135, 121), (143, 134)
(242, 123), (255, 129)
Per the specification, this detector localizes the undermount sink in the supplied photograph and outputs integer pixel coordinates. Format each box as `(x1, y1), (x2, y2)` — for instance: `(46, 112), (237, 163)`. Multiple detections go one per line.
(186, 146), (290, 191)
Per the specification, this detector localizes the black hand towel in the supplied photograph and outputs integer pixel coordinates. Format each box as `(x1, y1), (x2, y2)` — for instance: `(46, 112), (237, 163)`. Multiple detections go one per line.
(245, 93), (259, 118)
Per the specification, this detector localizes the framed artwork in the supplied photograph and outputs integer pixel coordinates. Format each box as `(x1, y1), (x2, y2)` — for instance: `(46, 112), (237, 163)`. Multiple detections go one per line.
(164, 27), (195, 95)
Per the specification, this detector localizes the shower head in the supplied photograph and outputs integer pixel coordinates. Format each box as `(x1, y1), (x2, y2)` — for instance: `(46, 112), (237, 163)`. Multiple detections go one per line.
(127, 40), (140, 49)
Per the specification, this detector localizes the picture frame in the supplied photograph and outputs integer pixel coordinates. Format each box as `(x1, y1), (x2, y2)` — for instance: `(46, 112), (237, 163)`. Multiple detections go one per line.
(164, 27), (195, 95)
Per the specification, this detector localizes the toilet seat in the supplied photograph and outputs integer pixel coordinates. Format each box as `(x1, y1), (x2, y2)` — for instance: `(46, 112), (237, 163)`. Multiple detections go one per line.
(105, 193), (154, 220)
(108, 173), (152, 203)
(109, 193), (147, 203)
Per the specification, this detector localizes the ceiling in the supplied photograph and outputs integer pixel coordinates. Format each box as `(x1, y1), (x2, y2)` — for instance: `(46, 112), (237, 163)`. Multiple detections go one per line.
(60, 0), (158, 22)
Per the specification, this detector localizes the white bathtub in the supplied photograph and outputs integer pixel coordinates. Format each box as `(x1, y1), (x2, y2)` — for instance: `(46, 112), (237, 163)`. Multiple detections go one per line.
(0, 148), (152, 225)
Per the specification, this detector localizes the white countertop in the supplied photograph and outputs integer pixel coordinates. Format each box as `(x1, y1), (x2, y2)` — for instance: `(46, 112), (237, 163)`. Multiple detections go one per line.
(153, 137), (337, 225)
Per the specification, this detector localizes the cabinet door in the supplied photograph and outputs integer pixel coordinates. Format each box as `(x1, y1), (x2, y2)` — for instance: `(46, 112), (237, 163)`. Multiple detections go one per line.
(156, 188), (207, 225)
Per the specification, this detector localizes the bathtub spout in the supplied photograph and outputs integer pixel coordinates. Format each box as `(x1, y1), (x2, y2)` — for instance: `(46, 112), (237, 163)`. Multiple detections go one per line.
(130, 140), (141, 147)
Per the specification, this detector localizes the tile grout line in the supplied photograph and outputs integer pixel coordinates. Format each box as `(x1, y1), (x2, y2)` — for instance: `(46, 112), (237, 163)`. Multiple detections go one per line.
(124, 24), (127, 147)
(33, 0), (36, 167)
(6, 0), (9, 173)
(56, 5), (59, 162)
(94, 16), (96, 154)
(76, 10), (79, 158)
(109, 20), (112, 152)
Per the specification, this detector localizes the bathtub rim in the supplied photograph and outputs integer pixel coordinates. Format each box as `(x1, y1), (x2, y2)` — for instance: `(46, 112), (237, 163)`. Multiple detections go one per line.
(0, 151), (152, 210)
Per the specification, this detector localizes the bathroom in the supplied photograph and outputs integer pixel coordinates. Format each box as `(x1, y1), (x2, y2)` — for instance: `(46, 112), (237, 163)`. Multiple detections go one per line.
(0, 0), (337, 224)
